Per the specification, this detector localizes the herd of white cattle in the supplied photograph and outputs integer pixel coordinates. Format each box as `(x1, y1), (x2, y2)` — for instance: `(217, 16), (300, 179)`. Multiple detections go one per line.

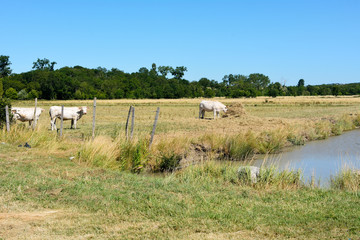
(11, 106), (87, 130)
(10, 100), (228, 129)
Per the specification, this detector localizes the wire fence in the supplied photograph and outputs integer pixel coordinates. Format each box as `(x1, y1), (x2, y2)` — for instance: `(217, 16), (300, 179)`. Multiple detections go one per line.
(2, 98), (161, 148)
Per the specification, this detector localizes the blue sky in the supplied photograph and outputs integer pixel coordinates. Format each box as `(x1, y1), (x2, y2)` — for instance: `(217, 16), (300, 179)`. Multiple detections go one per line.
(2, 0), (359, 86)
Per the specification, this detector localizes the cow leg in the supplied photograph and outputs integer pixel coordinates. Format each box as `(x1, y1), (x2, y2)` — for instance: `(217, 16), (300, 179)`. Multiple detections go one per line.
(50, 118), (54, 130)
(213, 109), (216, 119)
(200, 110), (205, 119)
(51, 118), (57, 131)
(29, 121), (32, 127)
(73, 119), (77, 129)
(71, 119), (74, 129)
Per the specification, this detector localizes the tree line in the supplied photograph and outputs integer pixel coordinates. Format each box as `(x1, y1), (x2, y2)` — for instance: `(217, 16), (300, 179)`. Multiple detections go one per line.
(1, 55), (359, 100)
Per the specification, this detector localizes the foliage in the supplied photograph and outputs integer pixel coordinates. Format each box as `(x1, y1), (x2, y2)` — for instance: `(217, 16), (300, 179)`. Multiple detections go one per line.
(32, 58), (57, 71)
(5, 87), (18, 99)
(0, 97), (11, 128)
(157, 153), (182, 172)
(0, 55), (12, 77)
(0, 78), (3, 97)
(3, 57), (360, 100)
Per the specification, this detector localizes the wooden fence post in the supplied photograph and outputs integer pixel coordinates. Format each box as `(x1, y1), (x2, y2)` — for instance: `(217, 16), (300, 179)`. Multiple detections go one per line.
(125, 106), (132, 140)
(5, 105), (10, 132)
(149, 107), (160, 149)
(92, 97), (96, 140)
(32, 98), (37, 130)
(60, 105), (64, 138)
(130, 106), (135, 140)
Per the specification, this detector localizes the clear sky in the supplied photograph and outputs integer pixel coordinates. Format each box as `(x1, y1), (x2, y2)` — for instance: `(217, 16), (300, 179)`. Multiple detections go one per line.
(2, 0), (360, 86)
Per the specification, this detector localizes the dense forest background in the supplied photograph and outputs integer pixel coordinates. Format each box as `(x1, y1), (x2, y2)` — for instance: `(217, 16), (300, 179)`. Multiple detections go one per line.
(1, 56), (360, 100)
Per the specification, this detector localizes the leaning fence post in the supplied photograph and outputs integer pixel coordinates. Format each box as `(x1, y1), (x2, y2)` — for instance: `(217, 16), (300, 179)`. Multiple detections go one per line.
(92, 97), (96, 140)
(32, 98), (38, 130)
(5, 105), (10, 132)
(60, 105), (64, 138)
(149, 107), (160, 149)
(125, 106), (133, 140)
(130, 106), (135, 140)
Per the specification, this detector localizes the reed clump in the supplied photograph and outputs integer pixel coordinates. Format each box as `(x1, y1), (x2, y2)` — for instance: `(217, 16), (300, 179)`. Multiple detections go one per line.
(254, 167), (303, 190)
(175, 161), (303, 190)
(330, 168), (360, 192)
(77, 135), (121, 169)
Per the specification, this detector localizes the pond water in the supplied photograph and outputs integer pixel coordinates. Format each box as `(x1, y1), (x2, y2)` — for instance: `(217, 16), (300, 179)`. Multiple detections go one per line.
(253, 129), (360, 187)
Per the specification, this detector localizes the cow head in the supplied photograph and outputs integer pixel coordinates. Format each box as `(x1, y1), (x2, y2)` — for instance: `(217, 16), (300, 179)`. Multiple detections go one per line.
(80, 106), (87, 115)
(223, 106), (228, 113)
(11, 109), (21, 120)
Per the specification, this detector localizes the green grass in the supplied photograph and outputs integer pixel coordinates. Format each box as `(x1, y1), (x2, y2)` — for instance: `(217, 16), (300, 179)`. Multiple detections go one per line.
(0, 144), (359, 239)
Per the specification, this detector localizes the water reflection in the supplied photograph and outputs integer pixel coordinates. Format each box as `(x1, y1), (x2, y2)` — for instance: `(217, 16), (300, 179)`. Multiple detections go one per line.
(253, 129), (360, 187)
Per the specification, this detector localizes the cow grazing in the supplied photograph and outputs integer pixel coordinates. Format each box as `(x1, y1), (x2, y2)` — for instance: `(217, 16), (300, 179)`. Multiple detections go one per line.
(199, 101), (227, 119)
(11, 107), (45, 126)
(49, 106), (87, 130)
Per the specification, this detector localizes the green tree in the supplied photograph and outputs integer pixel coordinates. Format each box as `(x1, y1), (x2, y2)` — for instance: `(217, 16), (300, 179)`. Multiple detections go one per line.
(247, 73), (270, 91)
(204, 88), (215, 98)
(267, 82), (284, 97)
(28, 89), (39, 99)
(32, 58), (57, 71)
(0, 55), (12, 77)
(17, 89), (29, 100)
(297, 79), (305, 87)
(158, 66), (172, 77)
(332, 85), (340, 96)
(151, 63), (157, 74)
(0, 78), (3, 97)
(5, 87), (18, 99)
(170, 66), (187, 79)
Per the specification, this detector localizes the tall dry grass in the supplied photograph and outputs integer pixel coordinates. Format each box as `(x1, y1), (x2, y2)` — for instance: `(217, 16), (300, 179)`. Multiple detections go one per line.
(331, 167), (360, 192)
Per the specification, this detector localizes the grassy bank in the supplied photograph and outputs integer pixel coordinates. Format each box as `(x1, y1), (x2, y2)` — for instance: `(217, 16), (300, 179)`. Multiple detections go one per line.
(0, 144), (359, 239)
(1, 97), (360, 238)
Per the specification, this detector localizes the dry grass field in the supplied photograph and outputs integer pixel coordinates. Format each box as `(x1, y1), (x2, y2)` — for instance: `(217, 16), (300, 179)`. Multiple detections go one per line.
(5, 95), (360, 168)
(12, 95), (360, 139)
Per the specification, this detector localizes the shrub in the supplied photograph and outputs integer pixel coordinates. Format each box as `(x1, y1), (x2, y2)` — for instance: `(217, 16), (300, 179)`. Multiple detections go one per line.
(5, 87), (18, 99)
(158, 153), (182, 172)
(28, 89), (39, 99)
(17, 89), (29, 100)
(117, 140), (149, 173)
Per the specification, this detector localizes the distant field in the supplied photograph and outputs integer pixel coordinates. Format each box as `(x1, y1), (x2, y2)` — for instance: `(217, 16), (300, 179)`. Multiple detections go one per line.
(12, 96), (360, 142)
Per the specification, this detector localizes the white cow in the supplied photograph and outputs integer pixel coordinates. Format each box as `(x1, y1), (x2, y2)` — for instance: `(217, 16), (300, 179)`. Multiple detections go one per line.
(49, 106), (87, 130)
(199, 101), (227, 119)
(11, 107), (45, 126)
